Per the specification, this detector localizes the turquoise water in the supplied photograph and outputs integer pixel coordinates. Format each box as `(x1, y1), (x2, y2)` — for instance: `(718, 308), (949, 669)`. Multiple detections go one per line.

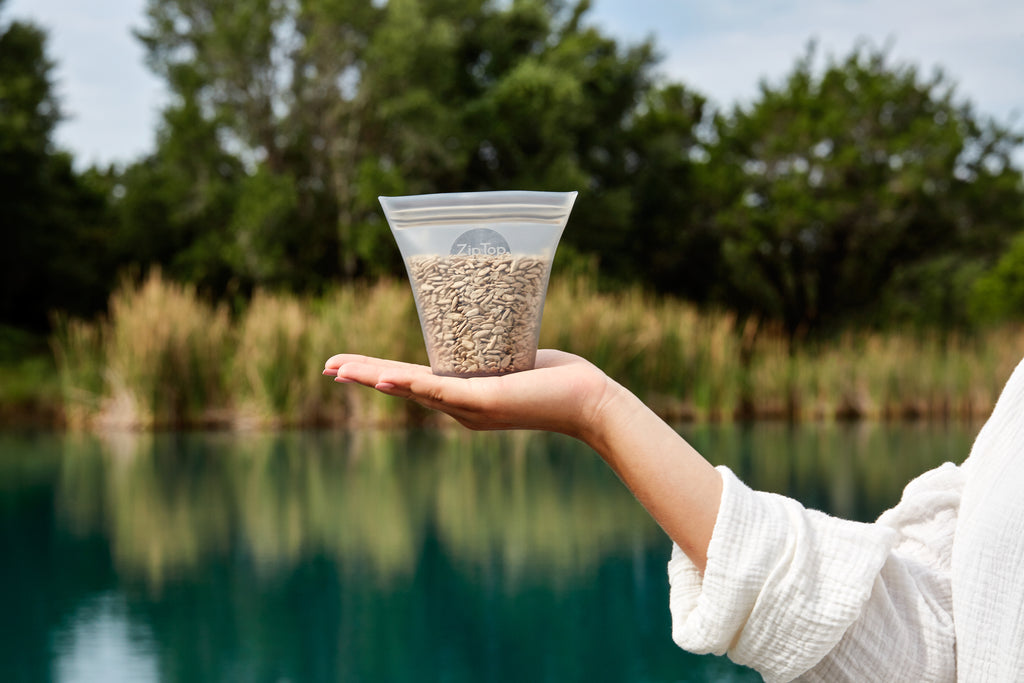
(0, 422), (980, 682)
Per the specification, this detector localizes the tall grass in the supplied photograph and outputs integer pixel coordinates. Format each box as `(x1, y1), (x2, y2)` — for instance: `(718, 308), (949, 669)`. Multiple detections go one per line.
(310, 281), (424, 426)
(233, 291), (319, 427)
(52, 316), (106, 429)
(54, 271), (232, 429)
(51, 270), (1024, 429)
(540, 277), (742, 420)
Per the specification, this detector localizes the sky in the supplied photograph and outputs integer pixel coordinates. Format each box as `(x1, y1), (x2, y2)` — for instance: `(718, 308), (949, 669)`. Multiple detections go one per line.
(5, 0), (1023, 169)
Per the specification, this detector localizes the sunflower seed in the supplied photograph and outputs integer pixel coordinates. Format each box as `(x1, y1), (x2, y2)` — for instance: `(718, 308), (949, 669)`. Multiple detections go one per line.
(406, 253), (551, 376)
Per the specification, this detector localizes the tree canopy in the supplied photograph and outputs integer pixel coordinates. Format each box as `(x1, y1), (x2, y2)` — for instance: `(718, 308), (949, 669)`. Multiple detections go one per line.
(0, 2), (110, 330)
(709, 43), (1024, 336)
(3, 0), (1024, 337)
(124, 0), (690, 294)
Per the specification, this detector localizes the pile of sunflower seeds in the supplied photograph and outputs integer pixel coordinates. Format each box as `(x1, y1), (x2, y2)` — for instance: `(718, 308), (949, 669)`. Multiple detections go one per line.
(406, 254), (550, 376)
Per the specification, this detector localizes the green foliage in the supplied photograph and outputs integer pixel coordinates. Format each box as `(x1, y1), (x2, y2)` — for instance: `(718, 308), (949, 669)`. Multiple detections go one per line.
(109, 59), (246, 293)
(0, 10), (112, 330)
(710, 42), (1024, 337)
(879, 255), (988, 329)
(121, 4), (1024, 335)
(122, 0), (672, 294)
(4, 0), (1024, 346)
(618, 83), (716, 297)
(970, 231), (1024, 323)
(0, 325), (59, 420)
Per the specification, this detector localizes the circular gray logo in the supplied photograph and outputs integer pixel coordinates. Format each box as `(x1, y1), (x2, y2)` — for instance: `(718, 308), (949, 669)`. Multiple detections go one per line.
(450, 228), (511, 257)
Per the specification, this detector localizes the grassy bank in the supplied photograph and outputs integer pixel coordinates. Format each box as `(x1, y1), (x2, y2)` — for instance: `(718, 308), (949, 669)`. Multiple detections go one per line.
(0, 326), (62, 427)
(43, 271), (1024, 430)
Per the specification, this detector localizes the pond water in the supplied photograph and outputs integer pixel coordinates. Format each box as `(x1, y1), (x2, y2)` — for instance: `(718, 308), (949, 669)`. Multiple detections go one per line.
(0, 422), (981, 683)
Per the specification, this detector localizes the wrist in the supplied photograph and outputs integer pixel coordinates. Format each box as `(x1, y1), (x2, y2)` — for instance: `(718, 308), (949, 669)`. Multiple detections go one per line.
(576, 375), (642, 455)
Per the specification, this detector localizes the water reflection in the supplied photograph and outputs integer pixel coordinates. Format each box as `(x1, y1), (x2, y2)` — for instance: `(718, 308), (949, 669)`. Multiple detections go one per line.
(52, 430), (663, 592)
(0, 422), (982, 682)
(683, 421), (979, 522)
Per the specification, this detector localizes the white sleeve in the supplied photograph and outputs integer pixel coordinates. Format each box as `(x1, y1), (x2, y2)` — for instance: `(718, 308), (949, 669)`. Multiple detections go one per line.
(668, 463), (963, 683)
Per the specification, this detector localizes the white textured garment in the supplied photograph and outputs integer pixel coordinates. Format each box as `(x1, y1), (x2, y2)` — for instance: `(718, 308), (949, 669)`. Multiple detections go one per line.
(668, 357), (1024, 682)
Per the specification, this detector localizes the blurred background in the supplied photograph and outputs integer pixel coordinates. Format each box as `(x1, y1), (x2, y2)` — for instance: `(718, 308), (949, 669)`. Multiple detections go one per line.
(1, 0), (1023, 680)
(2, 0), (1024, 427)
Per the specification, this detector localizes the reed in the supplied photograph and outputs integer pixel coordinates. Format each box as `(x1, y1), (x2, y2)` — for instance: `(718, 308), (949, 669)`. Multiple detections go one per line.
(51, 315), (106, 429)
(781, 329), (1023, 422)
(540, 277), (743, 420)
(53, 271), (232, 429)
(310, 280), (425, 426)
(50, 270), (1024, 429)
(233, 291), (318, 426)
(104, 271), (233, 428)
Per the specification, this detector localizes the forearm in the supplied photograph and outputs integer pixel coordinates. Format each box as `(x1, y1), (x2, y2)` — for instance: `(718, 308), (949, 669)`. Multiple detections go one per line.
(582, 377), (723, 572)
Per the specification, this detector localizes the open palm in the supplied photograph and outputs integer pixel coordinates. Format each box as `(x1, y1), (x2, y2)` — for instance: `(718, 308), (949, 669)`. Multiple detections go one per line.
(324, 349), (613, 438)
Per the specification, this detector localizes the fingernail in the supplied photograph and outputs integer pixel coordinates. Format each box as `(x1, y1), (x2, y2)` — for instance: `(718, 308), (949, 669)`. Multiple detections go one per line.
(375, 382), (396, 391)
(334, 377), (354, 383)
(322, 368), (335, 376)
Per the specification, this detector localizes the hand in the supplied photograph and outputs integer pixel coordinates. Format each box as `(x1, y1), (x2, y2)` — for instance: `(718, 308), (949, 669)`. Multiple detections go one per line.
(323, 350), (616, 440)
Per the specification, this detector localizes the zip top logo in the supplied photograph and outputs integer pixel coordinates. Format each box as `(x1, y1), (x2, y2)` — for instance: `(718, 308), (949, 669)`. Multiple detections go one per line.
(450, 228), (511, 256)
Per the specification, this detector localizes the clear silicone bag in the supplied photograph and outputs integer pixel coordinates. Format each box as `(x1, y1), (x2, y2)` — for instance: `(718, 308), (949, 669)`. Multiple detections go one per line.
(380, 190), (577, 377)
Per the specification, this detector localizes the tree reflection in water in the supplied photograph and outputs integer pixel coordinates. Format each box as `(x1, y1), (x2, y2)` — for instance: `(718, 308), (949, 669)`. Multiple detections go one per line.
(0, 423), (980, 682)
(53, 430), (664, 591)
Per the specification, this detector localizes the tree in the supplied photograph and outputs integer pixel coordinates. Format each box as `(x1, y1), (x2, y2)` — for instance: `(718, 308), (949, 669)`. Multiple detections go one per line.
(709, 42), (1024, 338)
(111, 66), (246, 295)
(969, 230), (1024, 323)
(617, 83), (720, 298)
(0, 1), (111, 331)
(128, 0), (683, 295)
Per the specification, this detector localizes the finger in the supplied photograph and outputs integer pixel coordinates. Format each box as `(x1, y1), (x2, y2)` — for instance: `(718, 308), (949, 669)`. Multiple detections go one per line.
(329, 357), (482, 414)
(391, 370), (503, 414)
(534, 349), (575, 369)
(324, 353), (379, 370)
(324, 353), (423, 370)
(351, 364), (491, 422)
(331, 359), (423, 388)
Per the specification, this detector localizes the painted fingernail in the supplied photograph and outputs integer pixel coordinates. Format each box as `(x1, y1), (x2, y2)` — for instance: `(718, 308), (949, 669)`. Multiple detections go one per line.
(322, 368), (336, 376)
(375, 382), (396, 391)
(334, 376), (354, 383)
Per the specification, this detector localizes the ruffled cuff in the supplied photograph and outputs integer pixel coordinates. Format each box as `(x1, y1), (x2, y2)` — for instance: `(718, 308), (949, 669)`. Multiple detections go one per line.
(668, 466), (896, 683)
